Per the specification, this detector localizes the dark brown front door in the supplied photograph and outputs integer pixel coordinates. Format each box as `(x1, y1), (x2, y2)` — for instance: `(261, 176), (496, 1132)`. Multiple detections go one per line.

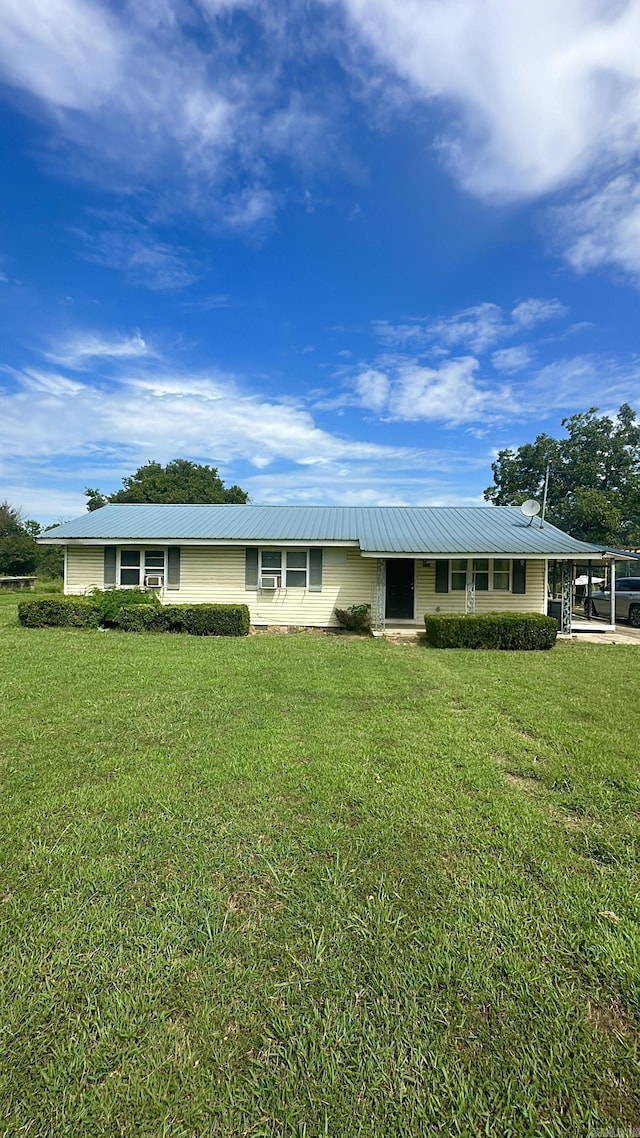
(385, 559), (415, 620)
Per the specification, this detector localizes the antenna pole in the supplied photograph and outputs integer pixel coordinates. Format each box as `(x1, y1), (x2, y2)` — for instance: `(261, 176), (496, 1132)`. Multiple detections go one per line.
(540, 461), (551, 527)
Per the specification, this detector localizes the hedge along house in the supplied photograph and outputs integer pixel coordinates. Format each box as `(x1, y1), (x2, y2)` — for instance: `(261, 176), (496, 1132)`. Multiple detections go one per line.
(39, 503), (619, 633)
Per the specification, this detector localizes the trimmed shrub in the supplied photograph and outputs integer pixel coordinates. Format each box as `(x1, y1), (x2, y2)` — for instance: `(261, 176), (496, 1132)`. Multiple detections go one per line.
(90, 587), (159, 626)
(334, 603), (372, 633)
(114, 603), (250, 636)
(19, 596), (250, 636)
(18, 597), (100, 628)
(423, 611), (557, 650)
(113, 605), (165, 633)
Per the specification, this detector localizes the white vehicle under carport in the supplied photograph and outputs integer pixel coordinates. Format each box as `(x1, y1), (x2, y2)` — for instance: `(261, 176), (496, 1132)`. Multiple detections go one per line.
(586, 577), (640, 626)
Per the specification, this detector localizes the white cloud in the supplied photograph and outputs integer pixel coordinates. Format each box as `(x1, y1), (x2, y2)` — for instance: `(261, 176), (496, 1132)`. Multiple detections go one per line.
(337, 0), (640, 198)
(425, 304), (507, 354)
(244, 462), (486, 507)
(523, 354), (640, 410)
(373, 298), (567, 355)
(0, 360), (418, 475)
(0, 0), (340, 242)
(46, 331), (153, 369)
(76, 217), (202, 290)
(341, 354), (515, 424)
(344, 341), (640, 426)
(354, 368), (390, 410)
(180, 294), (232, 312)
(0, 0), (123, 111)
(387, 356), (513, 424)
(336, 0), (640, 280)
(553, 174), (640, 276)
(511, 298), (568, 328)
(491, 346), (532, 374)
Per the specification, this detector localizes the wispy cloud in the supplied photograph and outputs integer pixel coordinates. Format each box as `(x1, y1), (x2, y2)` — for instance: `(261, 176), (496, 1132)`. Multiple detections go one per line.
(337, 0), (640, 280)
(491, 346), (532, 374)
(244, 461), (487, 507)
(180, 294), (233, 313)
(338, 0), (640, 198)
(373, 298), (566, 355)
(0, 352), (420, 475)
(75, 215), (202, 290)
(46, 330), (153, 369)
(511, 298), (567, 328)
(342, 349), (640, 427)
(552, 174), (640, 277)
(0, 0), (342, 248)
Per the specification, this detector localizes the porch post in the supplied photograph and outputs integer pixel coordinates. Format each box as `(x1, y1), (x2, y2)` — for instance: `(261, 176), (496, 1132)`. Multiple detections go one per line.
(372, 558), (386, 634)
(544, 559), (549, 614)
(607, 558), (616, 631)
(560, 562), (572, 633)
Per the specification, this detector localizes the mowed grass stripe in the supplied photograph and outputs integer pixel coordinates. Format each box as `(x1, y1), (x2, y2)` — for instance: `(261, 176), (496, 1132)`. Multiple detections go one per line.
(0, 596), (638, 1135)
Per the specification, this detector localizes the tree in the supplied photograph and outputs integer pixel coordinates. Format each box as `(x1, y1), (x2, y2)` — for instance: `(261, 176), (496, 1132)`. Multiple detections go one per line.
(0, 501), (38, 575)
(484, 404), (640, 545)
(85, 459), (248, 510)
(0, 500), (24, 537)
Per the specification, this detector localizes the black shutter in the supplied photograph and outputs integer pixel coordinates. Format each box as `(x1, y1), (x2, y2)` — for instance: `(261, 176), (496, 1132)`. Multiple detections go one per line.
(167, 547), (180, 590)
(104, 546), (117, 586)
(435, 561), (449, 593)
(512, 559), (527, 594)
(309, 548), (323, 591)
(245, 547), (259, 589)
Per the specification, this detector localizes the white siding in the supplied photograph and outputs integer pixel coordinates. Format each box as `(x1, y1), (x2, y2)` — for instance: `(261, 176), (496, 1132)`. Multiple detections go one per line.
(415, 559), (545, 618)
(64, 544), (376, 625)
(65, 544), (546, 624)
(179, 546), (376, 626)
(66, 547), (104, 594)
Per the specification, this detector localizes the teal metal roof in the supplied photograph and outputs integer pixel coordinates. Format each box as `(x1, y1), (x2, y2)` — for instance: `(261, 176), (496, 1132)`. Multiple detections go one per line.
(40, 504), (605, 557)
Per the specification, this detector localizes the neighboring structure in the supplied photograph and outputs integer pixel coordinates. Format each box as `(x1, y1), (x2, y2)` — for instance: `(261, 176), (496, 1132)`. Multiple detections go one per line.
(39, 504), (615, 633)
(0, 576), (36, 590)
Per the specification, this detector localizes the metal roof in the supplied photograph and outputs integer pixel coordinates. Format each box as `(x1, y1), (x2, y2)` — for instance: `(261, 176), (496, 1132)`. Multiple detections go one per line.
(40, 504), (605, 558)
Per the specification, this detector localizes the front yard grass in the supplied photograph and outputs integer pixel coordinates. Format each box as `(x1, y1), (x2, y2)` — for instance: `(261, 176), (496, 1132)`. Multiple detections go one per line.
(0, 595), (638, 1136)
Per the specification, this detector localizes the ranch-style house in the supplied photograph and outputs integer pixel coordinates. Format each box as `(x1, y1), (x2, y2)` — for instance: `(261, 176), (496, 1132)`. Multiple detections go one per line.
(39, 503), (617, 633)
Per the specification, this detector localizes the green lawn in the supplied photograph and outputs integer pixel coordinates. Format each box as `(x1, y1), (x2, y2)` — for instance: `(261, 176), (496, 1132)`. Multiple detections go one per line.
(1, 593), (638, 1136)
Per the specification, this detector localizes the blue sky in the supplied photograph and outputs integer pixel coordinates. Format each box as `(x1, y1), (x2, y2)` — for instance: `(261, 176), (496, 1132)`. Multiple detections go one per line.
(1, 0), (640, 524)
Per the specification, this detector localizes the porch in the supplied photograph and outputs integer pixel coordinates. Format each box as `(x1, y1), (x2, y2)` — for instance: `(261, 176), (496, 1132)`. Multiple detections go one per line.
(369, 551), (638, 636)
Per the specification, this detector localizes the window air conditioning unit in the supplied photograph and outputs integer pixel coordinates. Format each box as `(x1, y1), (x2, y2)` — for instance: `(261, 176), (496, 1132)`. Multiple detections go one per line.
(144, 573), (164, 588)
(260, 574), (281, 590)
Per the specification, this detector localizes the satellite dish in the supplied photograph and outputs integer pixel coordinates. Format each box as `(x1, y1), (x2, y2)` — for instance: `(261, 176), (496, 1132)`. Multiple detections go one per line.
(521, 499), (541, 518)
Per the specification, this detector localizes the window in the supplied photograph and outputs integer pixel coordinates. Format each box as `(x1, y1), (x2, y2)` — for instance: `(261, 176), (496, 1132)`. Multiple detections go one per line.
(493, 559), (511, 591)
(261, 550), (282, 577)
(285, 551), (307, 588)
(120, 549), (140, 586)
(119, 549), (165, 586)
(451, 559), (468, 590)
(259, 549), (308, 588)
(450, 558), (512, 591)
(473, 559), (489, 591)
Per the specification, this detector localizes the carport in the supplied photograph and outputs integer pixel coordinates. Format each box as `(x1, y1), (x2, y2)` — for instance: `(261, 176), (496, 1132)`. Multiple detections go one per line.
(550, 549), (640, 635)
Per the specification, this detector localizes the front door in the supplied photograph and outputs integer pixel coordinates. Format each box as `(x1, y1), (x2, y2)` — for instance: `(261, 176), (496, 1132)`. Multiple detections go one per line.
(385, 559), (415, 620)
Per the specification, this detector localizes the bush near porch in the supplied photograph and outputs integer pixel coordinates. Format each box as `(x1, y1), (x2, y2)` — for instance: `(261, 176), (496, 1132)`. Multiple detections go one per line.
(424, 611), (557, 649)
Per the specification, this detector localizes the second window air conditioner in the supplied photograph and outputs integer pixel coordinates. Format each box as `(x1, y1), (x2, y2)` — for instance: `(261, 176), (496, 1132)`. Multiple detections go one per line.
(260, 574), (281, 589)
